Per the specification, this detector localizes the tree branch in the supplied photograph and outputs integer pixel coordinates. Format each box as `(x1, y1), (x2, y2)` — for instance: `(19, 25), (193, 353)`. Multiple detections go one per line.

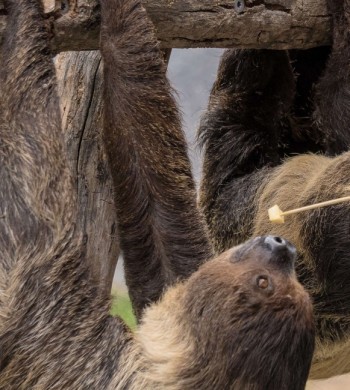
(0, 0), (331, 51)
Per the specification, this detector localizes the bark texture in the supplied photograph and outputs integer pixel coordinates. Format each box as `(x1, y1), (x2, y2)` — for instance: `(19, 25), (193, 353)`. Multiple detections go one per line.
(55, 51), (119, 293)
(0, 0), (331, 50)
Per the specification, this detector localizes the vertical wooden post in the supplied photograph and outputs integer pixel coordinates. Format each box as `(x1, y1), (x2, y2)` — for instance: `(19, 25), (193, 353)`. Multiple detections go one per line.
(55, 51), (119, 293)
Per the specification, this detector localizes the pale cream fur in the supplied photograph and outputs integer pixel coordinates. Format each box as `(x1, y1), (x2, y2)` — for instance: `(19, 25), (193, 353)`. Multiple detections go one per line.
(309, 336), (350, 379)
(135, 283), (194, 389)
(108, 285), (192, 390)
(307, 373), (350, 390)
(253, 153), (350, 379)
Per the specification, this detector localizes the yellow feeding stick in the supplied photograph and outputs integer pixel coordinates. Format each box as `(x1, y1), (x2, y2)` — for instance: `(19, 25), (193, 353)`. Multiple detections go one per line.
(268, 196), (350, 224)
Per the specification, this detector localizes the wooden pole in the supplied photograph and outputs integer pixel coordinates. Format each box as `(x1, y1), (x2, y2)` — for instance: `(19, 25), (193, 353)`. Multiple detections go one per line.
(55, 51), (120, 293)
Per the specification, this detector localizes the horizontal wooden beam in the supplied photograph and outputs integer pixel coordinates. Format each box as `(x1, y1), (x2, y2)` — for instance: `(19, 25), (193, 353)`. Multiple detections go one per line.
(0, 0), (331, 51)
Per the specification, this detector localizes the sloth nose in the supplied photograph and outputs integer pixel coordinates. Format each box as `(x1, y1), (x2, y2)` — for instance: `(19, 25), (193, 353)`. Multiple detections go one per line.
(264, 236), (287, 250)
(264, 235), (297, 266)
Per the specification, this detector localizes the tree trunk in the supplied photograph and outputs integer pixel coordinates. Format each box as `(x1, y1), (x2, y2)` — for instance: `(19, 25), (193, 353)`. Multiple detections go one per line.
(55, 51), (120, 293)
(0, 0), (331, 50)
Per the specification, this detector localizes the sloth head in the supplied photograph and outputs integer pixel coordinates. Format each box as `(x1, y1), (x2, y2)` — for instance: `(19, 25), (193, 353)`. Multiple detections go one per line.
(139, 236), (315, 389)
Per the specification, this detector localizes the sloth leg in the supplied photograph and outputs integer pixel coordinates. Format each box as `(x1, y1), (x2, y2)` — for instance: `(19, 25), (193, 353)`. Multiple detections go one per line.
(100, 0), (213, 318)
(313, 0), (350, 155)
(0, 0), (74, 271)
(199, 50), (295, 251)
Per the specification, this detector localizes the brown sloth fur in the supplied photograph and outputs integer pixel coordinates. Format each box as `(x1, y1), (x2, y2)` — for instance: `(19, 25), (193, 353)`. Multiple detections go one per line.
(0, 0), (315, 389)
(199, 0), (350, 380)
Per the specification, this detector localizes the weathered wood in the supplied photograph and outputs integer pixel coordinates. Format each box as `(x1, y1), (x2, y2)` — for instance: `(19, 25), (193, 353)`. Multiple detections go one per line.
(55, 51), (119, 293)
(0, 0), (331, 50)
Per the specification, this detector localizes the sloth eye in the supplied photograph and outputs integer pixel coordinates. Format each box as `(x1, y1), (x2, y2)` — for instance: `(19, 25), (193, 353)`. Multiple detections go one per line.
(234, 0), (245, 14)
(257, 275), (269, 289)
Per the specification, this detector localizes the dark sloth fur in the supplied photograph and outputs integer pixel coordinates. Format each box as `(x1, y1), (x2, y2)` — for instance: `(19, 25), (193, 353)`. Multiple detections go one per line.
(0, 0), (314, 389)
(199, 0), (350, 380)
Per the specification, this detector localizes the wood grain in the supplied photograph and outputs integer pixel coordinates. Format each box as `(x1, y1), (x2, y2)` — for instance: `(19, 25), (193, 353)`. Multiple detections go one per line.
(0, 0), (331, 50)
(55, 51), (120, 292)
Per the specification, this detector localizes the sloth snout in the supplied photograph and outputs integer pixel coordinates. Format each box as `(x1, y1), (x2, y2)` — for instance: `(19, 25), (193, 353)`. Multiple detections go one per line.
(264, 235), (297, 268)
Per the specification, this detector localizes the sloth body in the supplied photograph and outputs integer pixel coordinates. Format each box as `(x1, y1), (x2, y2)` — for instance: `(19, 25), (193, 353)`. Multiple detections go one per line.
(251, 153), (350, 378)
(199, 0), (350, 379)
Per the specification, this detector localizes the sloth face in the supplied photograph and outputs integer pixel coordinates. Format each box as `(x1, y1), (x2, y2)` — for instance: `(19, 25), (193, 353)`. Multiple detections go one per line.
(185, 235), (310, 315)
(177, 236), (315, 388)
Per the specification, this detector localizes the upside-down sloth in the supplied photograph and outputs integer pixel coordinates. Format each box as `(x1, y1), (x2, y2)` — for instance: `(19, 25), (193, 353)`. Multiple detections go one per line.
(200, 0), (350, 380)
(0, 0), (314, 389)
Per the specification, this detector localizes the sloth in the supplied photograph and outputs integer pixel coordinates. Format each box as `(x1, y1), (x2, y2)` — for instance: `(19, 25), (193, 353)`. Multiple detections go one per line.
(0, 0), (314, 389)
(199, 0), (350, 380)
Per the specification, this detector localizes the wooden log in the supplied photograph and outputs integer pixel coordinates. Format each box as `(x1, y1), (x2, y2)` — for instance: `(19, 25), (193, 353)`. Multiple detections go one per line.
(0, 0), (331, 50)
(55, 51), (120, 293)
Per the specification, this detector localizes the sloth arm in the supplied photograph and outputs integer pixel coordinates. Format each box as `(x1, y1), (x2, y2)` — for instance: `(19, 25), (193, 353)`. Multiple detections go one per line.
(100, 0), (213, 319)
(198, 50), (295, 251)
(312, 0), (350, 155)
(0, 1), (76, 281)
(0, 1), (134, 388)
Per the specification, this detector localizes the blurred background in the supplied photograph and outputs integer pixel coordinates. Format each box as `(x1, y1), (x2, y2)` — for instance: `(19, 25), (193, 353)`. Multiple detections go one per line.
(167, 48), (224, 181)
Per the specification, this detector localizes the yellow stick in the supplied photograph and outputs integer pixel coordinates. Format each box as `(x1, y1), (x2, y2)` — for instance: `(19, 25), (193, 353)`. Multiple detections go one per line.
(282, 196), (350, 216)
